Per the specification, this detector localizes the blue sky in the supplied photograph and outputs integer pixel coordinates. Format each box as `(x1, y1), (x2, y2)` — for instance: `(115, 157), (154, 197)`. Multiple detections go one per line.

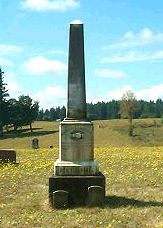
(1, 0), (163, 109)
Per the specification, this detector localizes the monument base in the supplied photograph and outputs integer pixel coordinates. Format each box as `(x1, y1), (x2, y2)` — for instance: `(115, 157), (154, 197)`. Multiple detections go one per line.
(49, 172), (105, 208)
(54, 160), (99, 176)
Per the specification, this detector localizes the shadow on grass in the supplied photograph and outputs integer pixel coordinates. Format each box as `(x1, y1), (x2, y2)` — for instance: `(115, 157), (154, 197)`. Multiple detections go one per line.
(105, 195), (163, 208)
(0, 128), (59, 139)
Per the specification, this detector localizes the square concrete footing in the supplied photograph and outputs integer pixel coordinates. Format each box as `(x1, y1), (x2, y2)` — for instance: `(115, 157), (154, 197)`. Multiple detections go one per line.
(49, 172), (105, 208)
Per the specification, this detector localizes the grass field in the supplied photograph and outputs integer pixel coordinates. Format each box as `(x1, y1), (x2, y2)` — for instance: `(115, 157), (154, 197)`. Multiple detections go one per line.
(1, 118), (163, 149)
(0, 119), (163, 227)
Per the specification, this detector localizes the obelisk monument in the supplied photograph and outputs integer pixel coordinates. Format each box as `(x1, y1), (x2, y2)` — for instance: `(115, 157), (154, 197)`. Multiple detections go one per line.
(67, 21), (86, 120)
(49, 21), (105, 208)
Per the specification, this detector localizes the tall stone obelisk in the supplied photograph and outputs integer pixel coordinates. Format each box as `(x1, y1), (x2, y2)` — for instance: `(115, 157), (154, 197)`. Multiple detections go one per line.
(67, 22), (86, 120)
(49, 21), (105, 208)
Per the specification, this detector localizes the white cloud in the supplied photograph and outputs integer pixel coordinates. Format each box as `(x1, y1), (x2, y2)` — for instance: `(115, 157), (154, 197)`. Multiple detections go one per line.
(87, 84), (163, 105)
(136, 84), (163, 101)
(0, 44), (23, 67)
(44, 49), (67, 56)
(21, 0), (79, 12)
(95, 68), (126, 78)
(104, 27), (163, 49)
(7, 82), (21, 94)
(101, 50), (163, 63)
(31, 83), (163, 109)
(5, 72), (22, 97)
(86, 86), (132, 104)
(33, 85), (66, 108)
(23, 56), (67, 75)
(0, 44), (23, 56)
(99, 84), (163, 102)
(106, 86), (133, 101)
(0, 57), (13, 67)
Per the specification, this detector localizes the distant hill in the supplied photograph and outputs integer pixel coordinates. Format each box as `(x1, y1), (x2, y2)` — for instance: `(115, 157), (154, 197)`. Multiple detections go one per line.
(0, 118), (163, 149)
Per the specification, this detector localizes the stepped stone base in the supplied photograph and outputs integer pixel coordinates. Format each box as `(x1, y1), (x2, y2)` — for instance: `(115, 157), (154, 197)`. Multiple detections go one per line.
(54, 160), (99, 176)
(49, 172), (105, 207)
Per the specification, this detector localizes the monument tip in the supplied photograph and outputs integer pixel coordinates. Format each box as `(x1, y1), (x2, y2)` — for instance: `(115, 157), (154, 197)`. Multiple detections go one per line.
(70, 19), (83, 25)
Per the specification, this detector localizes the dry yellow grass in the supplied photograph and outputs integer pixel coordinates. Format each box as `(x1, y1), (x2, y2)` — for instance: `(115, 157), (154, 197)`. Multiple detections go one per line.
(1, 118), (163, 149)
(0, 119), (163, 227)
(0, 147), (163, 227)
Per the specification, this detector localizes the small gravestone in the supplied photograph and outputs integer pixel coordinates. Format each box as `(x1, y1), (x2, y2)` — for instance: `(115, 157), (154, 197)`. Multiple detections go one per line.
(0, 149), (16, 163)
(53, 190), (69, 209)
(87, 186), (105, 207)
(32, 138), (39, 149)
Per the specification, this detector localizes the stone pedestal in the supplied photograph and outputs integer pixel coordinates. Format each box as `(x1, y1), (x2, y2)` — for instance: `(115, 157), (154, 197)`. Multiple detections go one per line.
(59, 121), (94, 161)
(49, 173), (105, 207)
(54, 120), (99, 176)
(49, 119), (105, 207)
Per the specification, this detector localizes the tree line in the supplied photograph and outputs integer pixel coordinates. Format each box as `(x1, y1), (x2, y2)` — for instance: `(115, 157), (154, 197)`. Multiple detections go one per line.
(37, 99), (163, 121)
(1, 67), (163, 137)
(0, 68), (39, 136)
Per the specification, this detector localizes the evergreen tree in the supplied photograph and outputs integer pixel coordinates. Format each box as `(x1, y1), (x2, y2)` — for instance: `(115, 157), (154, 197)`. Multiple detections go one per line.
(59, 106), (66, 120)
(37, 109), (44, 121)
(87, 103), (97, 120)
(43, 109), (51, 121)
(49, 107), (57, 121)
(8, 98), (22, 130)
(107, 100), (120, 119)
(0, 68), (9, 136)
(155, 99), (163, 118)
(36, 99), (163, 122)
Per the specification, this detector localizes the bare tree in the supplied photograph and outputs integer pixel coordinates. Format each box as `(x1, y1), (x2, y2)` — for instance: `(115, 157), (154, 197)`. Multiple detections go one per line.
(120, 90), (138, 136)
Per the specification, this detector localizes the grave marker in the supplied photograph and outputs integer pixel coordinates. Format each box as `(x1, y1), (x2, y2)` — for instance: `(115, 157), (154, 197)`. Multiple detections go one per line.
(0, 149), (16, 163)
(49, 21), (105, 208)
(32, 138), (39, 149)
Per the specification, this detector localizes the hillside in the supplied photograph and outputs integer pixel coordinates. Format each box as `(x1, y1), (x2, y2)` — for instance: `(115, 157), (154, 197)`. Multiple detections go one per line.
(0, 118), (163, 149)
(0, 119), (163, 227)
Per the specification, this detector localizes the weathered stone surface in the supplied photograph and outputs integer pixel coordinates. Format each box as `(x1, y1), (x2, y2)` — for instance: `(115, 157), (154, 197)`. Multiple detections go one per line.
(67, 23), (86, 120)
(0, 149), (16, 163)
(55, 120), (99, 175)
(59, 121), (94, 161)
(87, 185), (105, 207)
(55, 160), (98, 176)
(49, 22), (105, 208)
(49, 173), (105, 206)
(54, 24), (97, 176)
(32, 138), (39, 149)
(52, 190), (69, 209)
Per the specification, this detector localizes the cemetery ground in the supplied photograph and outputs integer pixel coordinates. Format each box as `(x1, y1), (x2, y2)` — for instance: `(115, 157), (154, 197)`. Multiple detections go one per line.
(0, 119), (163, 227)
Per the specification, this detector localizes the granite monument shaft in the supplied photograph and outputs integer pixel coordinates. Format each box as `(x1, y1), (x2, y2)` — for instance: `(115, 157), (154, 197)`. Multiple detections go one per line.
(67, 23), (86, 120)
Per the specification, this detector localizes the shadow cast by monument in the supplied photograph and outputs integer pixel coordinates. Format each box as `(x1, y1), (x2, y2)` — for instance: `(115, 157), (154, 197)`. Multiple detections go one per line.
(0, 129), (58, 139)
(105, 195), (163, 208)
